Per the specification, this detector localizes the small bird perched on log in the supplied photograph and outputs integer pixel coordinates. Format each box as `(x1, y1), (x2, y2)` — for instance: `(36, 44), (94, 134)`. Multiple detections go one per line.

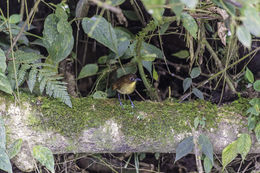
(112, 73), (141, 108)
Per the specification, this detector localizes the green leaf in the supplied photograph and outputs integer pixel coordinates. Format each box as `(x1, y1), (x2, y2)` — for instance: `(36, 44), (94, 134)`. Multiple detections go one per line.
(242, 6), (260, 37)
(0, 72), (13, 94)
(248, 114), (256, 131)
(123, 41), (163, 60)
(190, 67), (200, 79)
(181, 13), (198, 39)
(236, 134), (251, 161)
(141, 0), (166, 21)
(0, 116), (6, 149)
(0, 148), (12, 173)
(0, 48), (6, 73)
(155, 153), (160, 160)
(199, 134), (213, 164)
(204, 156), (213, 173)
(82, 16), (118, 54)
(254, 123), (260, 143)
(43, 12), (74, 66)
(236, 26), (251, 48)
(253, 80), (260, 92)
(192, 88), (204, 99)
(159, 22), (170, 34)
(249, 98), (260, 106)
(245, 67), (254, 83)
(9, 14), (20, 24)
(180, 0), (197, 9)
(194, 117), (199, 129)
(114, 28), (130, 58)
(183, 78), (192, 92)
(116, 65), (137, 78)
(33, 145), (54, 173)
(247, 107), (259, 116)
(139, 153), (146, 161)
(172, 50), (189, 59)
(98, 56), (108, 64)
(109, 0), (126, 6)
(175, 136), (194, 162)
(78, 64), (99, 79)
(123, 10), (139, 21)
(153, 68), (159, 81)
(28, 67), (38, 93)
(7, 139), (22, 159)
(142, 54), (157, 61)
(93, 91), (107, 99)
(222, 141), (237, 170)
(169, 0), (184, 19)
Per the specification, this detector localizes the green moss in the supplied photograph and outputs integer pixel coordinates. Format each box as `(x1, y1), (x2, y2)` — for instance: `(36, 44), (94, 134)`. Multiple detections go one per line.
(2, 91), (251, 145)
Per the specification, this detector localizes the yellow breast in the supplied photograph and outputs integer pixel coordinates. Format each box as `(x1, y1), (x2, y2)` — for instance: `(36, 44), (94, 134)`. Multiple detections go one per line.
(116, 81), (137, 94)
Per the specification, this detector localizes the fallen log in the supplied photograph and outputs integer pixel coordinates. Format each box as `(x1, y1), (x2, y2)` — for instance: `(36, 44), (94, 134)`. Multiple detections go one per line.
(0, 92), (257, 172)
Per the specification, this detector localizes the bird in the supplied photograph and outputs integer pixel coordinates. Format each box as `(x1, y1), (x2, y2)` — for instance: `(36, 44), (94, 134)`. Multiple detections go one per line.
(112, 73), (141, 108)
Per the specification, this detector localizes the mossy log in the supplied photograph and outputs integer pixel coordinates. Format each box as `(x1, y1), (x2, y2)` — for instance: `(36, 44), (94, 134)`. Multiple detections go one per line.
(0, 92), (259, 172)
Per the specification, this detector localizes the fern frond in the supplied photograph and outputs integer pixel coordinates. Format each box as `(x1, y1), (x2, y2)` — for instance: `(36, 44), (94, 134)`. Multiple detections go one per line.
(45, 79), (72, 107)
(27, 67), (38, 92)
(17, 64), (30, 86)
(14, 50), (44, 63)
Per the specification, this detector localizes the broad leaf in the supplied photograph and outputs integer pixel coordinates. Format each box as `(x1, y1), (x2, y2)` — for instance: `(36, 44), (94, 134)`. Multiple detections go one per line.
(254, 122), (260, 143)
(82, 16), (118, 54)
(236, 25), (251, 48)
(249, 98), (260, 106)
(253, 80), (260, 92)
(33, 145), (54, 173)
(116, 65), (137, 78)
(236, 133), (251, 161)
(190, 67), (200, 79)
(169, 0), (184, 19)
(245, 67), (254, 83)
(7, 139), (22, 159)
(183, 78), (192, 92)
(199, 134), (213, 164)
(123, 10), (139, 21)
(175, 136), (194, 162)
(9, 14), (20, 24)
(153, 68), (159, 81)
(181, 13), (198, 39)
(222, 141), (237, 170)
(0, 72), (13, 94)
(0, 148), (12, 173)
(248, 114), (256, 131)
(0, 48), (6, 73)
(192, 88), (204, 99)
(172, 50), (189, 59)
(242, 6), (260, 36)
(204, 156), (213, 173)
(114, 28), (131, 58)
(78, 64), (99, 79)
(181, 0), (197, 9)
(93, 91), (107, 99)
(110, 0), (126, 6)
(141, 0), (166, 21)
(43, 6), (74, 66)
(75, 0), (89, 18)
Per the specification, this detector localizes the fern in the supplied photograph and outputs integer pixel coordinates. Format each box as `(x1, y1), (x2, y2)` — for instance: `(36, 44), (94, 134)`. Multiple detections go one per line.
(7, 50), (72, 107)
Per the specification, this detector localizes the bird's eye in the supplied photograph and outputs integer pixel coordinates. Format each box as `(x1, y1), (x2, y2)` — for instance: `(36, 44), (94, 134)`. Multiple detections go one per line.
(130, 77), (135, 82)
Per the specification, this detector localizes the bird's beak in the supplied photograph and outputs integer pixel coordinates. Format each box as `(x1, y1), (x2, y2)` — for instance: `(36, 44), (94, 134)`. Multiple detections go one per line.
(136, 78), (141, 81)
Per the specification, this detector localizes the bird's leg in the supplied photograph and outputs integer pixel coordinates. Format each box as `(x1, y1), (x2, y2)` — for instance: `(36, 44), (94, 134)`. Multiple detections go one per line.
(118, 93), (123, 107)
(127, 94), (135, 108)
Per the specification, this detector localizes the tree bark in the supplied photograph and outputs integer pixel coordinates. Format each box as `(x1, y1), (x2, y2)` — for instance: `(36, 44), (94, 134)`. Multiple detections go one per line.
(0, 93), (257, 172)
